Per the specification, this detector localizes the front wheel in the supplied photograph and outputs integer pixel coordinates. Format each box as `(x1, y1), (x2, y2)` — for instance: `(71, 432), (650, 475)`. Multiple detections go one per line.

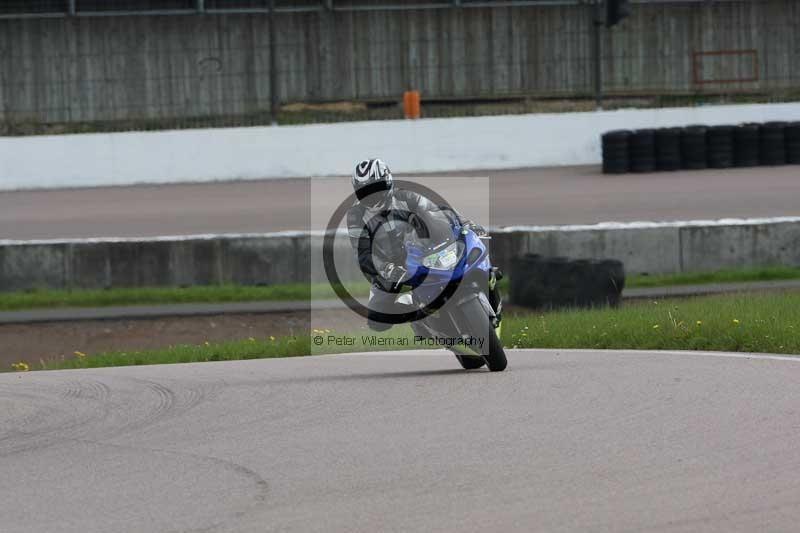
(458, 297), (507, 372)
(484, 327), (507, 372)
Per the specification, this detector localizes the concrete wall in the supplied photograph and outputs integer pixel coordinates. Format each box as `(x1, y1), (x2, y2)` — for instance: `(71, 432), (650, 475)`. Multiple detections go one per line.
(0, 235), (313, 291)
(493, 218), (800, 276)
(1, 1), (799, 125)
(2, 101), (800, 190)
(3, 218), (800, 292)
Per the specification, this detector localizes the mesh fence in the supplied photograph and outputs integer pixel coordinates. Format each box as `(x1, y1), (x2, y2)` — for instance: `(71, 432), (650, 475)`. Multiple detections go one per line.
(1, 0), (799, 134)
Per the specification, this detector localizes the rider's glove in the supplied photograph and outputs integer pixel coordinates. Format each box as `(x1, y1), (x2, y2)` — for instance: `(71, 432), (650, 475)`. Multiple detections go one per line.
(379, 262), (404, 282)
(376, 262), (405, 292)
(462, 220), (488, 237)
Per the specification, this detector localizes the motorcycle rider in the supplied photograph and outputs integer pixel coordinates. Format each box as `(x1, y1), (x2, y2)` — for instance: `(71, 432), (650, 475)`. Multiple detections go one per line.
(346, 158), (493, 331)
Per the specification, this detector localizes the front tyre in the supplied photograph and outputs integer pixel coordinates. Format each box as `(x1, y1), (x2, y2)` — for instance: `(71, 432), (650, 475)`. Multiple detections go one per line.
(484, 327), (507, 372)
(459, 297), (507, 372)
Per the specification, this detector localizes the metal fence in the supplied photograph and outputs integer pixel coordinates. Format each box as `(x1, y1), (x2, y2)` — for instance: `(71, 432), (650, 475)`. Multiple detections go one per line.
(1, 0), (798, 134)
(0, 1), (683, 17)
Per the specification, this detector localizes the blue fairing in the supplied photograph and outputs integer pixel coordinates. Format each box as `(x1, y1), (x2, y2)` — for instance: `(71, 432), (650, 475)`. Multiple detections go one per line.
(404, 222), (491, 305)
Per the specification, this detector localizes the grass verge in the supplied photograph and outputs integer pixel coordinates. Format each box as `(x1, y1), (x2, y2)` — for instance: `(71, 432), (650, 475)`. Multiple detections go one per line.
(36, 336), (312, 371)
(14, 291), (799, 372)
(502, 291), (800, 354)
(626, 265), (800, 289)
(0, 282), (369, 312)
(2, 266), (800, 312)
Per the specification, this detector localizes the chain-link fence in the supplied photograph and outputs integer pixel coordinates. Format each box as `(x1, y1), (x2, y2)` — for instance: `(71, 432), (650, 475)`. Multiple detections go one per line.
(1, 0), (798, 134)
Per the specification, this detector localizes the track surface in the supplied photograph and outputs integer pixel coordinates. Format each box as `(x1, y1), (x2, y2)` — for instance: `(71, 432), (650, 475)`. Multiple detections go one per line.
(2, 165), (800, 240)
(2, 349), (800, 532)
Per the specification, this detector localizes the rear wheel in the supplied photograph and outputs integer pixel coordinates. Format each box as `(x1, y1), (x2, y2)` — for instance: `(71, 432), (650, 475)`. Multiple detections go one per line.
(454, 353), (486, 370)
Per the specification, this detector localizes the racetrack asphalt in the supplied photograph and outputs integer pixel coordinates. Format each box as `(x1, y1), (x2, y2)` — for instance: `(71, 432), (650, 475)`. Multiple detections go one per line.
(3, 164), (800, 239)
(2, 349), (800, 532)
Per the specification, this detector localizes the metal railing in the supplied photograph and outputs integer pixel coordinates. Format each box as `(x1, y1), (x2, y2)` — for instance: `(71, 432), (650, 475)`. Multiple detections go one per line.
(0, 0), (750, 18)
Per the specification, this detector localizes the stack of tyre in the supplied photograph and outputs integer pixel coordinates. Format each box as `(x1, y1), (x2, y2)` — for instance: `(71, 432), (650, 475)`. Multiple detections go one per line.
(788, 122), (800, 164)
(733, 123), (760, 167)
(510, 254), (625, 310)
(601, 121), (800, 174)
(655, 128), (682, 171)
(601, 130), (631, 173)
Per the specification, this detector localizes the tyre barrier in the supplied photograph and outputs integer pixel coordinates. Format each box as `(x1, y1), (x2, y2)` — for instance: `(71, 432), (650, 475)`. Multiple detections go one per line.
(707, 125), (734, 169)
(629, 129), (656, 173)
(787, 122), (800, 165)
(760, 121), (787, 166)
(601, 130), (631, 174)
(733, 123), (760, 167)
(510, 254), (626, 311)
(681, 125), (708, 170)
(601, 120), (800, 174)
(655, 127), (682, 171)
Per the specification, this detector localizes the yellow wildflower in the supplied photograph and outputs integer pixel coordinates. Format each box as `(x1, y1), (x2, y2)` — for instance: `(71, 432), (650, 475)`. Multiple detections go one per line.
(653, 324), (660, 329)
(74, 351), (87, 358)
(732, 319), (740, 325)
(11, 362), (30, 372)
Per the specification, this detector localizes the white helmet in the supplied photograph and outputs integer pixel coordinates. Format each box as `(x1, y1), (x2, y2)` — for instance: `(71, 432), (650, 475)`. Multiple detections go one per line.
(352, 158), (393, 208)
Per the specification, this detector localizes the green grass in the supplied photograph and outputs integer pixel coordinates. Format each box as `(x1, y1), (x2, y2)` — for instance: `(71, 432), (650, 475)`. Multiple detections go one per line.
(502, 291), (800, 355)
(39, 336), (312, 371)
(0, 284), (308, 311)
(626, 266), (800, 289)
(15, 291), (800, 372)
(35, 327), (415, 371)
(2, 266), (799, 312)
(0, 282), (371, 312)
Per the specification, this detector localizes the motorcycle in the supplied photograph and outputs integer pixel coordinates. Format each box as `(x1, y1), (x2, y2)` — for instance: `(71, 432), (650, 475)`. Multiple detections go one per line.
(389, 207), (507, 372)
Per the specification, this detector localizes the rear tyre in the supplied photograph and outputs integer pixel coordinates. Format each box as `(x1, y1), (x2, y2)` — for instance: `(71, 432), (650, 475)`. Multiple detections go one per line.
(455, 353), (486, 370)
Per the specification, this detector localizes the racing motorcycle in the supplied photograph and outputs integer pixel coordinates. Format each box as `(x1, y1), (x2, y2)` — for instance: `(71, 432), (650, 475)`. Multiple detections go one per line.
(390, 207), (507, 372)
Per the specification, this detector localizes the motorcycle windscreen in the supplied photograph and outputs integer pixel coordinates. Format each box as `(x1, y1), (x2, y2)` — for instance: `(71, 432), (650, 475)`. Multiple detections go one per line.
(407, 207), (460, 254)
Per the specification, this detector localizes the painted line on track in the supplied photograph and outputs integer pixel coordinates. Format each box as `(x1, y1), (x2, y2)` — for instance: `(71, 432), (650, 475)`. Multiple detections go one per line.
(338, 348), (800, 364)
(2, 216), (800, 246)
(524, 348), (800, 364)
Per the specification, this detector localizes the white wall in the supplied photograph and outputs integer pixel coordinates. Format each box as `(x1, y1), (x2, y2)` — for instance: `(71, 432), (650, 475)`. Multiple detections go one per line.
(1, 102), (799, 191)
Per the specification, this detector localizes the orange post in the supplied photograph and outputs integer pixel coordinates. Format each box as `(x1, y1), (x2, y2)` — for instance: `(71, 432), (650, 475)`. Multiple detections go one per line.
(403, 90), (421, 119)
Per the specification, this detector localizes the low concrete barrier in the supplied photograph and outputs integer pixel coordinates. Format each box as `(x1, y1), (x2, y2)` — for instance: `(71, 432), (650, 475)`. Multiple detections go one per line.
(492, 217), (800, 276)
(0, 234), (314, 291)
(2, 217), (799, 292)
(2, 102), (800, 191)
